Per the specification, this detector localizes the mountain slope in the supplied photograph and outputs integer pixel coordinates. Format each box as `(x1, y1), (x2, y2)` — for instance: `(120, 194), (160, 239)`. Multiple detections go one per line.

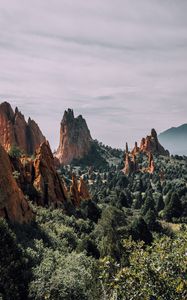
(159, 124), (187, 155)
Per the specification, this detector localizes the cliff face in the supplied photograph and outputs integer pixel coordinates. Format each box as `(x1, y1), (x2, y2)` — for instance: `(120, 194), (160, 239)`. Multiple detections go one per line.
(55, 109), (92, 165)
(0, 102), (45, 155)
(33, 141), (67, 207)
(10, 141), (67, 207)
(0, 144), (33, 223)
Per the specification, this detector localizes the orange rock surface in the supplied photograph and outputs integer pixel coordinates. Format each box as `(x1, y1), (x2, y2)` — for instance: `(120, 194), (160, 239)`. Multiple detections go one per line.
(0, 102), (45, 154)
(55, 109), (92, 165)
(70, 173), (91, 206)
(0, 144), (33, 223)
(139, 129), (169, 156)
(33, 141), (67, 207)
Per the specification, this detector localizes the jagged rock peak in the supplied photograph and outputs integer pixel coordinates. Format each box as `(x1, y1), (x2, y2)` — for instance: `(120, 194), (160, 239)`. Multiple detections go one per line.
(140, 129), (169, 156)
(0, 143), (33, 223)
(151, 128), (158, 139)
(131, 128), (169, 157)
(33, 141), (67, 207)
(55, 109), (92, 165)
(63, 108), (75, 121)
(0, 101), (45, 155)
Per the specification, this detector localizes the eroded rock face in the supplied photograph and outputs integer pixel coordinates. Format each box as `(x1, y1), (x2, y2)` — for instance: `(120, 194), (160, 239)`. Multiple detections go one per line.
(123, 129), (167, 175)
(0, 102), (45, 155)
(123, 153), (138, 175)
(148, 152), (155, 174)
(139, 129), (169, 156)
(78, 177), (91, 201)
(55, 109), (92, 165)
(70, 174), (91, 206)
(0, 144), (33, 223)
(33, 141), (67, 206)
(132, 142), (139, 155)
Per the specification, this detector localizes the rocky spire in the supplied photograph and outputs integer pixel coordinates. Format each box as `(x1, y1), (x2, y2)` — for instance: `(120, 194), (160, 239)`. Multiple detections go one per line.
(148, 152), (155, 174)
(70, 173), (81, 206)
(125, 142), (129, 154)
(140, 129), (169, 156)
(78, 177), (91, 201)
(132, 141), (139, 155)
(55, 109), (92, 165)
(33, 141), (67, 207)
(124, 153), (134, 175)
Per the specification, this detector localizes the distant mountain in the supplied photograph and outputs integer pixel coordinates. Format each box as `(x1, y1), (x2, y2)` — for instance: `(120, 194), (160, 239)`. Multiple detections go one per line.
(159, 124), (187, 155)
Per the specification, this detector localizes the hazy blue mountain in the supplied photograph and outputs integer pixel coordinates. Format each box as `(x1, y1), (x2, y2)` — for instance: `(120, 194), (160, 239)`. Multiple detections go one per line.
(159, 124), (187, 155)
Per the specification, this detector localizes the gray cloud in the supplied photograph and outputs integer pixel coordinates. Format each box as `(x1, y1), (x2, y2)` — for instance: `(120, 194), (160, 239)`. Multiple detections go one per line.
(0, 0), (187, 150)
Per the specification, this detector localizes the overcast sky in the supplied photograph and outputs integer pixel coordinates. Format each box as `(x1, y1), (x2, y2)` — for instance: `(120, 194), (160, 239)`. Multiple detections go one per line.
(0, 0), (187, 150)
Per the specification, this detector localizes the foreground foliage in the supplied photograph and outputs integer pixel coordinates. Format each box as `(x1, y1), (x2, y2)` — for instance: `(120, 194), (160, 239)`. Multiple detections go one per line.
(99, 232), (187, 300)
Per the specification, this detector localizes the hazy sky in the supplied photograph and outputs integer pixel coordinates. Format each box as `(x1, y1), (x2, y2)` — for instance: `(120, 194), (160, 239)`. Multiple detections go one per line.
(0, 0), (187, 150)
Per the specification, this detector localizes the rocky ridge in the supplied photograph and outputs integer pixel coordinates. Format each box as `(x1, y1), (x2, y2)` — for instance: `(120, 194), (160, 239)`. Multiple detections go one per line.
(0, 102), (45, 155)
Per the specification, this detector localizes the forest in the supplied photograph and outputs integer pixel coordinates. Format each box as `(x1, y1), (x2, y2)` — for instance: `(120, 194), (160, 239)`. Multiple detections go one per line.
(1, 145), (187, 300)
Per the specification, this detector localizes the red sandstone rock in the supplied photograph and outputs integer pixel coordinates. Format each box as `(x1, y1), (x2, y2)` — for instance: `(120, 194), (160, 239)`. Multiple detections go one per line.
(33, 141), (67, 207)
(0, 102), (45, 155)
(55, 109), (92, 165)
(140, 129), (169, 156)
(0, 144), (33, 223)
(131, 141), (139, 155)
(148, 152), (155, 174)
(78, 177), (91, 201)
(70, 173), (91, 206)
(123, 153), (137, 175)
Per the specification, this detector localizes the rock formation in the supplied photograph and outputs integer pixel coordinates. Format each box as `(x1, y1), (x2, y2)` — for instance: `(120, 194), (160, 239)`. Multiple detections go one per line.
(0, 102), (45, 155)
(123, 128), (167, 175)
(55, 109), (92, 165)
(132, 141), (139, 155)
(78, 177), (91, 201)
(70, 173), (80, 206)
(148, 152), (155, 174)
(125, 142), (129, 154)
(0, 144), (33, 223)
(123, 153), (138, 175)
(139, 129), (169, 156)
(10, 141), (67, 207)
(70, 173), (91, 206)
(33, 141), (67, 207)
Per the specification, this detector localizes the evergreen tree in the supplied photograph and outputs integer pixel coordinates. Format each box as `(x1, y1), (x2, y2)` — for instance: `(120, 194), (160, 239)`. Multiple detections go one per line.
(163, 192), (182, 221)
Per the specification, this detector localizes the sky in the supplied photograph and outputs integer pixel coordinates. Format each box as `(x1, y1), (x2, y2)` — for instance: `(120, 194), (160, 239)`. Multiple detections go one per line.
(0, 0), (187, 150)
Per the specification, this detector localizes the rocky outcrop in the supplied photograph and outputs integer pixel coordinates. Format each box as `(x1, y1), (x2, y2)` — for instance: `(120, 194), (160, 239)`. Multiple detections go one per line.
(10, 141), (67, 207)
(139, 129), (169, 156)
(123, 128), (167, 175)
(27, 117), (45, 154)
(0, 144), (33, 223)
(33, 141), (67, 207)
(132, 142), (139, 155)
(78, 177), (91, 201)
(70, 173), (91, 206)
(55, 109), (92, 165)
(0, 102), (45, 155)
(123, 153), (138, 175)
(148, 152), (155, 174)
(70, 174), (80, 206)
